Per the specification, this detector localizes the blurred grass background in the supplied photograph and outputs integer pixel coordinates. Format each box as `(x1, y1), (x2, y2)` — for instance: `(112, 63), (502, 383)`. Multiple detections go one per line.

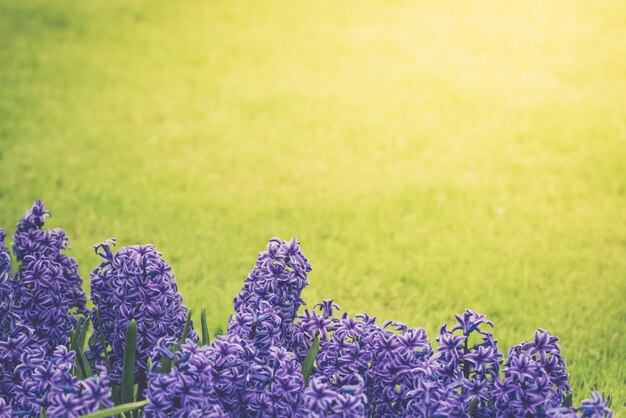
(1, 0), (625, 411)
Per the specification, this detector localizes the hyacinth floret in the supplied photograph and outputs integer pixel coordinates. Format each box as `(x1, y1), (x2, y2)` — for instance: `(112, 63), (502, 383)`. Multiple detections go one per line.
(405, 378), (467, 418)
(12, 201), (87, 315)
(302, 373), (367, 417)
(88, 239), (195, 384)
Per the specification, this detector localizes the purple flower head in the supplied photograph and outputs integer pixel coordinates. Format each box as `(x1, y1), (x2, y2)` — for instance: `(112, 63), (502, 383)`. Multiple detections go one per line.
(9, 253), (74, 354)
(15, 200), (49, 232)
(435, 310), (502, 415)
(231, 237), (311, 350)
(12, 201), (87, 315)
(88, 239), (195, 384)
(296, 301), (439, 417)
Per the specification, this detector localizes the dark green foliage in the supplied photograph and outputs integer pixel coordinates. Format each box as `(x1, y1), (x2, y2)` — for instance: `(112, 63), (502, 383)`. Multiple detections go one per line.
(120, 320), (137, 406)
(201, 307), (210, 346)
(301, 338), (320, 386)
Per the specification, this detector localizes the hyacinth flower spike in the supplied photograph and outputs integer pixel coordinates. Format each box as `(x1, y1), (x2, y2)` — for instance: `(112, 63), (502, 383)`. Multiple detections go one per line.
(88, 238), (195, 390)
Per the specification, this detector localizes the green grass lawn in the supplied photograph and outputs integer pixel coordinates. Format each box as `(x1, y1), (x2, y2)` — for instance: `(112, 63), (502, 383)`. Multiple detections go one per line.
(1, 0), (625, 412)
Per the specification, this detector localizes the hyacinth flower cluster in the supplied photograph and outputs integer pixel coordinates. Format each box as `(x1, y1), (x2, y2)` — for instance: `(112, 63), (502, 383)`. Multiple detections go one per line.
(224, 238), (311, 415)
(88, 239), (195, 385)
(434, 310), (503, 416)
(12, 201), (87, 316)
(230, 237), (312, 353)
(1, 202), (87, 351)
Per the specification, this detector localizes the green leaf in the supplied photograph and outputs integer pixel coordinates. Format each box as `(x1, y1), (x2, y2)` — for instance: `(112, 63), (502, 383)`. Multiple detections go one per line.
(121, 319), (138, 406)
(110, 383), (121, 408)
(179, 309), (192, 344)
(74, 317), (93, 378)
(562, 393), (573, 407)
(39, 408), (47, 418)
(134, 369), (148, 418)
(72, 316), (83, 346)
(78, 400), (148, 418)
(71, 317), (84, 378)
(68, 330), (76, 349)
(301, 338), (320, 386)
(94, 308), (112, 376)
(78, 316), (91, 350)
(200, 307), (210, 346)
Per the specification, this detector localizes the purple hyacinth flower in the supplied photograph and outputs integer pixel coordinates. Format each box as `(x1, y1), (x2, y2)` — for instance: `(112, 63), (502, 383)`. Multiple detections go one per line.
(88, 239), (195, 385)
(12, 201), (87, 315)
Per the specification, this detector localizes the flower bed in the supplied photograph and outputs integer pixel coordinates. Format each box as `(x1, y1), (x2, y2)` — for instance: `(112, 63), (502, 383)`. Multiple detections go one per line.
(0, 202), (613, 417)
